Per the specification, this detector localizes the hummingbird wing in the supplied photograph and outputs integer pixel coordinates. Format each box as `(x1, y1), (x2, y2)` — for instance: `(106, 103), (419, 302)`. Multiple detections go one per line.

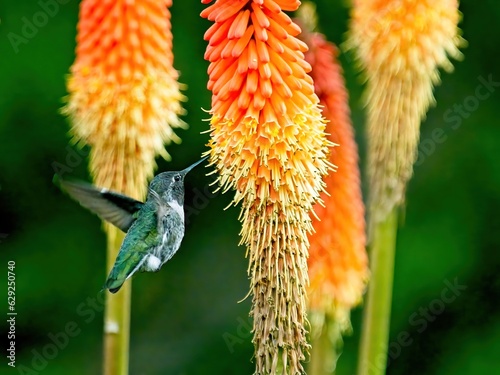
(54, 175), (144, 232)
(104, 204), (161, 293)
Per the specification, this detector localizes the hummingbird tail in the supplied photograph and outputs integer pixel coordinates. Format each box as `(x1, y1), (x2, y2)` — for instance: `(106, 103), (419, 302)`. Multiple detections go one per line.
(104, 277), (125, 294)
(104, 250), (148, 293)
(109, 285), (122, 294)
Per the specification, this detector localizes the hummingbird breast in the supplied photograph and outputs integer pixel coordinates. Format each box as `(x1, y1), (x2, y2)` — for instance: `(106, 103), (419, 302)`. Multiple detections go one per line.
(150, 204), (185, 270)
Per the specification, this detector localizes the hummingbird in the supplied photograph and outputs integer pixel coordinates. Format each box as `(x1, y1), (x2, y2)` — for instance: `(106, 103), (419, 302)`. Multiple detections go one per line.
(54, 156), (208, 293)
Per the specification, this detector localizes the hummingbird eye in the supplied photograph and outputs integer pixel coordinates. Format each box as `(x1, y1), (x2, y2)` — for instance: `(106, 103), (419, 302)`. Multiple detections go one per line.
(173, 174), (181, 182)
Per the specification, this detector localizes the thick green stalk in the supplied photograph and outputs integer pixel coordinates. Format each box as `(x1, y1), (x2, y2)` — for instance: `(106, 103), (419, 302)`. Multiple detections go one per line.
(103, 227), (130, 375)
(308, 317), (341, 375)
(357, 208), (398, 375)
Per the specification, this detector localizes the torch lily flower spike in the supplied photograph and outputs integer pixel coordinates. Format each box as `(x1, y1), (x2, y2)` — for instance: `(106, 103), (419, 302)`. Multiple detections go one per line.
(202, 0), (332, 373)
(63, 0), (186, 373)
(298, 4), (368, 373)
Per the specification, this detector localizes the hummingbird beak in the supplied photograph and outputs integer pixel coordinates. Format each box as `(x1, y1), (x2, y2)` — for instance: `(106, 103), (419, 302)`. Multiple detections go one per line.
(180, 156), (209, 175)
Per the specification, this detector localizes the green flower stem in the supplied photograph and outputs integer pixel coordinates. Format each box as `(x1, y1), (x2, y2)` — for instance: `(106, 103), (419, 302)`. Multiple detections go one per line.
(103, 228), (130, 375)
(357, 208), (398, 375)
(308, 317), (341, 375)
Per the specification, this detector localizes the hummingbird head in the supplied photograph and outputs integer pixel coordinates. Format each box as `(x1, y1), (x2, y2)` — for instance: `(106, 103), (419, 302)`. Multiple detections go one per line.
(148, 156), (208, 204)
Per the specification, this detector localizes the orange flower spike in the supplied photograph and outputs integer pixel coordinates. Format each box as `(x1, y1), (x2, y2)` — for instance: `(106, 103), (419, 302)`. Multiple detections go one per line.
(65, 0), (186, 196)
(63, 1), (186, 373)
(302, 29), (368, 325)
(202, 1), (331, 374)
(347, 0), (463, 224)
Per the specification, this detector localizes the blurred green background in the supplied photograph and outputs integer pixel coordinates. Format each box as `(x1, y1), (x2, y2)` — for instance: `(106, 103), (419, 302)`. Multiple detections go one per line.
(1, 1), (499, 374)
